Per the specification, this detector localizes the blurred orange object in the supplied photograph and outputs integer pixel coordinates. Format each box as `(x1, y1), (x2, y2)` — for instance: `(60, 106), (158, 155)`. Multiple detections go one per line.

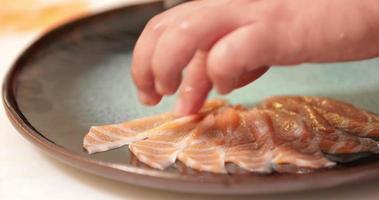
(0, 0), (89, 34)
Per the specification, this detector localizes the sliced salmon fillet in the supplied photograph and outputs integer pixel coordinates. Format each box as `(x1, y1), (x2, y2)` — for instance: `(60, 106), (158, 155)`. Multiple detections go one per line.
(129, 116), (198, 170)
(262, 96), (379, 137)
(264, 109), (335, 169)
(83, 99), (227, 154)
(261, 97), (379, 154)
(84, 96), (379, 174)
(177, 107), (273, 174)
(177, 113), (228, 173)
(179, 106), (333, 173)
(83, 112), (175, 154)
(224, 109), (273, 173)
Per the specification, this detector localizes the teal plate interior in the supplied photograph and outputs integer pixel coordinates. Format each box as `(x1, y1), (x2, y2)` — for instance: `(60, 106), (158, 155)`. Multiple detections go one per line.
(3, 2), (379, 195)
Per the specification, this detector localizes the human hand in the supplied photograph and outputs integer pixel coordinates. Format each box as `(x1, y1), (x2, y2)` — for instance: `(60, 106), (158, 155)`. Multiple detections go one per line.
(131, 0), (379, 116)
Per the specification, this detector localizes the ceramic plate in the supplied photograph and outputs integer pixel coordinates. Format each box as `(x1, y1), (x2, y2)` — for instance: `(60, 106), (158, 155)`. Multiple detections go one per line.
(3, 2), (379, 195)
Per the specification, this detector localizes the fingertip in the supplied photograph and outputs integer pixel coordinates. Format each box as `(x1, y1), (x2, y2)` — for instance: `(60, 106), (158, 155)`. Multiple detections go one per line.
(215, 86), (233, 95)
(207, 39), (241, 95)
(154, 79), (179, 96)
(138, 91), (162, 106)
(207, 24), (273, 95)
(154, 81), (166, 95)
(151, 30), (193, 96)
(234, 66), (270, 89)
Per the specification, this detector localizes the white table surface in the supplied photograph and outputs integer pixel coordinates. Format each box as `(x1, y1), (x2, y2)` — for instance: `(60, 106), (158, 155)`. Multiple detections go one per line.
(1, 1), (379, 199)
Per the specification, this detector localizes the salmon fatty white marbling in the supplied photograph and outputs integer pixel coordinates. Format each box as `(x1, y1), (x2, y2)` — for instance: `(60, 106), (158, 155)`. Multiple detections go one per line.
(83, 96), (379, 174)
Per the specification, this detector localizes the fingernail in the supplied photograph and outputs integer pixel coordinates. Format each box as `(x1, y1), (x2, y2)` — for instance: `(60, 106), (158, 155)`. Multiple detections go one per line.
(216, 85), (232, 95)
(155, 82), (168, 95)
(138, 91), (156, 106)
(215, 78), (237, 95)
(155, 80), (178, 95)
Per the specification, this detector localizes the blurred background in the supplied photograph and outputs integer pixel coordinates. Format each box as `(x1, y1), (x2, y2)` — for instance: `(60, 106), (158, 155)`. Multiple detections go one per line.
(0, 0), (88, 35)
(0, 0), (165, 34)
(0, 0), (192, 76)
(0, 0), (161, 79)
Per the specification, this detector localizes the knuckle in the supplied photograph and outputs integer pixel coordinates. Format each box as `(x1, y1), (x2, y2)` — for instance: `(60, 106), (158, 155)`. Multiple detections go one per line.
(145, 14), (166, 33)
(176, 20), (192, 32)
(146, 15), (162, 27)
(170, 19), (199, 39)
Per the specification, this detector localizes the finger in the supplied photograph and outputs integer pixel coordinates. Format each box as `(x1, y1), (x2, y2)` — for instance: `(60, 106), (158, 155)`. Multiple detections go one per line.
(137, 90), (163, 106)
(151, 3), (250, 95)
(131, 14), (166, 105)
(174, 51), (212, 117)
(131, 1), (202, 105)
(207, 23), (276, 94)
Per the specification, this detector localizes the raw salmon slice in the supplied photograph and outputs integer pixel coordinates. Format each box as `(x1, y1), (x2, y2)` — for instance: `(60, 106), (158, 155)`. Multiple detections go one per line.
(84, 96), (379, 174)
(261, 97), (379, 154)
(224, 109), (273, 173)
(262, 96), (379, 137)
(263, 109), (335, 169)
(177, 113), (228, 173)
(129, 117), (198, 170)
(177, 107), (274, 174)
(83, 99), (227, 154)
(83, 112), (175, 154)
